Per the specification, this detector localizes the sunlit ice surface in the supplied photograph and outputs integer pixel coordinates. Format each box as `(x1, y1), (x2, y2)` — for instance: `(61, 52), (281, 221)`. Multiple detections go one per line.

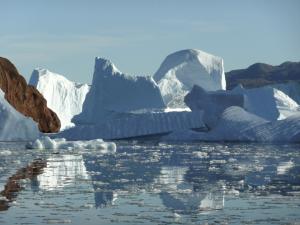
(0, 141), (300, 225)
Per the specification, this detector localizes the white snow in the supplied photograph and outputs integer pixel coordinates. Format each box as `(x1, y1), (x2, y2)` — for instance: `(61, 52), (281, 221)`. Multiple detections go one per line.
(0, 90), (40, 141)
(154, 49), (226, 108)
(27, 136), (116, 153)
(73, 57), (165, 125)
(58, 110), (204, 140)
(29, 68), (90, 130)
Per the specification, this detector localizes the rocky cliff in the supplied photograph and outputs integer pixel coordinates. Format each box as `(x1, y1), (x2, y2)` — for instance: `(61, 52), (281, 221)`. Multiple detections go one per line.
(0, 57), (60, 133)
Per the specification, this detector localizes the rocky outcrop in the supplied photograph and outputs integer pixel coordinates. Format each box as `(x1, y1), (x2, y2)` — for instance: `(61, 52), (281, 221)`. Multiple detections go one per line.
(226, 61), (300, 90)
(0, 57), (60, 133)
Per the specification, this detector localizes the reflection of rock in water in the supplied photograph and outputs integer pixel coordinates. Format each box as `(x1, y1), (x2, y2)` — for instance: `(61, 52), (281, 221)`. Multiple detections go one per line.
(0, 159), (46, 211)
(37, 155), (89, 191)
(156, 167), (224, 215)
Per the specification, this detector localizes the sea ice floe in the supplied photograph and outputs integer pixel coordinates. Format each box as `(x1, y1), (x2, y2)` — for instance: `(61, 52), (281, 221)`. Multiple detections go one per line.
(27, 136), (116, 153)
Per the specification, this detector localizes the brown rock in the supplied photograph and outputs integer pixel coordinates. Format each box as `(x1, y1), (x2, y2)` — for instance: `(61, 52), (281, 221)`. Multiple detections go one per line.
(0, 57), (61, 133)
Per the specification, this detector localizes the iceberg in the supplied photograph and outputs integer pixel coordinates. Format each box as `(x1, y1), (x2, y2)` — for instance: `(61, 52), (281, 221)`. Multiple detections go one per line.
(154, 49), (226, 108)
(232, 85), (299, 121)
(185, 85), (299, 127)
(29, 68), (90, 130)
(73, 57), (165, 125)
(164, 106), (300, 143)
(0, 90), (40, 141)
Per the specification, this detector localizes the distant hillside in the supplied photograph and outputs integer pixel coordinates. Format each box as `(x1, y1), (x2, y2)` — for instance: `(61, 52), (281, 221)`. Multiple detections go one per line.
(225, 61), (300, 90)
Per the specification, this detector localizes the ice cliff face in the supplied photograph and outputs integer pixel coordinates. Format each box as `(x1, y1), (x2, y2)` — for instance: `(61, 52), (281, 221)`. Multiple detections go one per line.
(29, 69), (90, 130)
(73, 57), (165, 125)
(154, 49), (226, 108)
(0, 89), (40, 141)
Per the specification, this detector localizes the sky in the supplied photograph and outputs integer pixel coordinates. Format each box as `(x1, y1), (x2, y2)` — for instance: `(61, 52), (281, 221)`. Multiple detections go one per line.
(1, 0), (300, 84)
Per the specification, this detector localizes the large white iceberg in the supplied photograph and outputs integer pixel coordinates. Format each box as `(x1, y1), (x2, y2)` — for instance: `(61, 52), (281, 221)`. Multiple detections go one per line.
(73, 57), (165, 125)
(29, 68), (90, 130)
(0, 90), (40, 141)
(153, 49), (226, 108)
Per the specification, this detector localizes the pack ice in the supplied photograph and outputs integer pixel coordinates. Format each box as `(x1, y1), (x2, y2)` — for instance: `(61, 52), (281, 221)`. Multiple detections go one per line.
(0, 90), (40, 141)
(29, 68), (90, 130)
(154, 49), (226, 108)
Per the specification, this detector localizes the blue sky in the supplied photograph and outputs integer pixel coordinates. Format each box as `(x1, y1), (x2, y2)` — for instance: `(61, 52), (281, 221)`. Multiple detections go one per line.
(1, 0), (299, 83)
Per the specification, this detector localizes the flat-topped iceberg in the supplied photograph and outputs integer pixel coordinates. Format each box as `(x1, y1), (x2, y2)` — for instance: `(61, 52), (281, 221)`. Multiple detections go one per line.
(0, 90), (40, 141)
(154, 49), (226, 108)
(29, 68), (90, 130)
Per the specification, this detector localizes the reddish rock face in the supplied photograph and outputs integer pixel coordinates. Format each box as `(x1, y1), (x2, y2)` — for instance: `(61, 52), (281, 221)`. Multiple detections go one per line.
(0, 57), (61, 133)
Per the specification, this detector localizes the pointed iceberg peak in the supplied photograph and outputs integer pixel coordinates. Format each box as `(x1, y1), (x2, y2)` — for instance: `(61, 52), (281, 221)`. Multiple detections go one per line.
(94, 57), (120, 76)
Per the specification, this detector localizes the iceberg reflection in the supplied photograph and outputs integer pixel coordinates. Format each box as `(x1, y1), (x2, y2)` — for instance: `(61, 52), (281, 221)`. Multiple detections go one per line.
(37, 155), (89, 191)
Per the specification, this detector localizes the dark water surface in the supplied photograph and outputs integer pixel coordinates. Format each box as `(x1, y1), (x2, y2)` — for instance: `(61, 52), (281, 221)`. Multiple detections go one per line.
(0, 141), (299, 224)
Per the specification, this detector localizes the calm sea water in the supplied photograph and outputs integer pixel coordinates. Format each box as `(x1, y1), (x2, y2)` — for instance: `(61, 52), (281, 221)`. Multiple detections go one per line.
(0, 141), (299, 225)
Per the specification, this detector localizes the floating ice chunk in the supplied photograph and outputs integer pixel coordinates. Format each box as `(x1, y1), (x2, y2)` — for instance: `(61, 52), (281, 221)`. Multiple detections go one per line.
(277, 161), (294, 175)
(27, 136), (116, 153)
